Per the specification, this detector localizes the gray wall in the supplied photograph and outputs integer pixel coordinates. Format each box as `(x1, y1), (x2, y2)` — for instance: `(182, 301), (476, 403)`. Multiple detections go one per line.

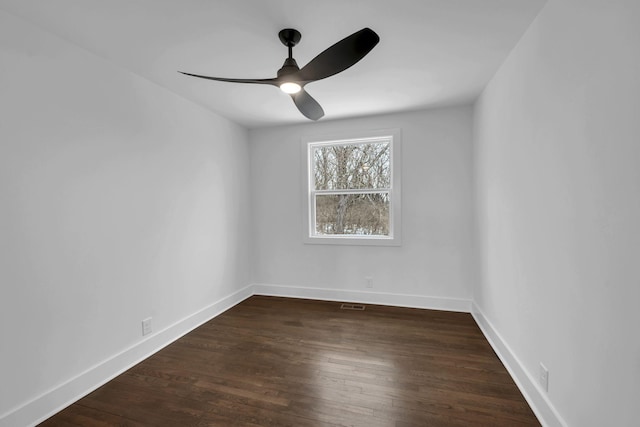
(250, 107), (476, 309)
(473, 0), (640, 425)
(0, 10), (252, 423)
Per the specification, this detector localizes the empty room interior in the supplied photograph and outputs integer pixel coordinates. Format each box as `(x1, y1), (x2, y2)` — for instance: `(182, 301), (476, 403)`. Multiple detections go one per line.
(1, 0), (638, 426)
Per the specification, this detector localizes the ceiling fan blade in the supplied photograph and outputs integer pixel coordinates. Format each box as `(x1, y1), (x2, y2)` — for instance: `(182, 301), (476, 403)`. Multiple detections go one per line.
(297, 28), (379, 82)
(179, 71), (279, 86)
(291, 89), (324, 120)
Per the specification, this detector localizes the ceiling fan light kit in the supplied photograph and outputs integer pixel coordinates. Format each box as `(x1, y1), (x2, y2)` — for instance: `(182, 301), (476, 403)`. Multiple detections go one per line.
(179, 27), (379, 120)
(280, 82), (301, 94)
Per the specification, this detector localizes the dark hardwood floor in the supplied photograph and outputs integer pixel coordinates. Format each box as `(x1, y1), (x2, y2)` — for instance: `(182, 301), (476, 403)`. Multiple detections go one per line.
(39, 296), (540, 426)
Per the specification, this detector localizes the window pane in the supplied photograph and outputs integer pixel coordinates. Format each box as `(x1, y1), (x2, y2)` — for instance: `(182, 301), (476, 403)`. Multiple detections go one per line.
(313, 142), (390, 190)
(315, 193), (390, 236)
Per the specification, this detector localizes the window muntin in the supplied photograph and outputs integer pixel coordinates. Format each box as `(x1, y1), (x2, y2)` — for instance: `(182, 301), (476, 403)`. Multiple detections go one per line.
(305, 131), (401, 245)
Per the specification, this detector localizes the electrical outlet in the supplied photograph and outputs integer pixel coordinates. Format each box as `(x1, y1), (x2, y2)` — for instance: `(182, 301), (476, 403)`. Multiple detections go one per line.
(365, 276), (373, 288)
(539, 363), (549, 392)
(142, 317), (152, 336)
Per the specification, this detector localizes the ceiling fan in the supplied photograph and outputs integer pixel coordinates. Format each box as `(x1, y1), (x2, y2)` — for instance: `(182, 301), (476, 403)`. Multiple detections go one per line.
(179, 28), (380, 121)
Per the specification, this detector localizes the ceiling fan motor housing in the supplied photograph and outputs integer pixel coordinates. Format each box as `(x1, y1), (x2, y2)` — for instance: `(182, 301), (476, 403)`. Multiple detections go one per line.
(278, 57), (300, 79)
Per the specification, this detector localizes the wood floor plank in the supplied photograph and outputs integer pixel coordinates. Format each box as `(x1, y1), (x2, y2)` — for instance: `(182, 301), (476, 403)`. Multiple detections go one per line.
(39, 296), (540, 426)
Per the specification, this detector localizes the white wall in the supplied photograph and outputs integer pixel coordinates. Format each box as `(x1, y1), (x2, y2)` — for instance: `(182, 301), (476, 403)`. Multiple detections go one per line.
(473, 0), (640, 425)
(0, 11), (251, 425)
(250, 107), (475, 310)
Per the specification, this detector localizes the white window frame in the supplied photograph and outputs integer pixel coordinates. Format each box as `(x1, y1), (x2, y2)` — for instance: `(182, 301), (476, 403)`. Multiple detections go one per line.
(302, 128), (402, 246)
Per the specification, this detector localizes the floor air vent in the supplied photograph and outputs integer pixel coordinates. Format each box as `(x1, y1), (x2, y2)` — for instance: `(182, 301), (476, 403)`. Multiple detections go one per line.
(340, 303), (366, 311)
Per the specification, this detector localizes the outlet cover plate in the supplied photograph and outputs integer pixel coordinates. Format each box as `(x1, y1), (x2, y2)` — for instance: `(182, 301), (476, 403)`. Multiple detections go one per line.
(142, 317), (152, 336)
(539, 362), (549, 392)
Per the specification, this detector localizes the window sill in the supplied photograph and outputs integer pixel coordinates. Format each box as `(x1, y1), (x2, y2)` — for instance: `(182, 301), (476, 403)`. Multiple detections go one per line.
(303, 235), (401, 246)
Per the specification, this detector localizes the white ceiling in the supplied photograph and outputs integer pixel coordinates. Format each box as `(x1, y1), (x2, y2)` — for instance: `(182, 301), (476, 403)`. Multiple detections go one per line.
(0, 0), (546, 128)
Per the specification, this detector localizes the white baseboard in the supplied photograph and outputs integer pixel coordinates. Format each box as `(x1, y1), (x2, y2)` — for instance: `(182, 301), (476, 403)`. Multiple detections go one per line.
(0, 284), (254, 427)
(252, 283), (472, 313)
(471, 302), (567, 427)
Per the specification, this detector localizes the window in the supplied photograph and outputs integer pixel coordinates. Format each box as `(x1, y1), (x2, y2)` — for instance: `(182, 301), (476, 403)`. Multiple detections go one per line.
(303, 129), (401, 245)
